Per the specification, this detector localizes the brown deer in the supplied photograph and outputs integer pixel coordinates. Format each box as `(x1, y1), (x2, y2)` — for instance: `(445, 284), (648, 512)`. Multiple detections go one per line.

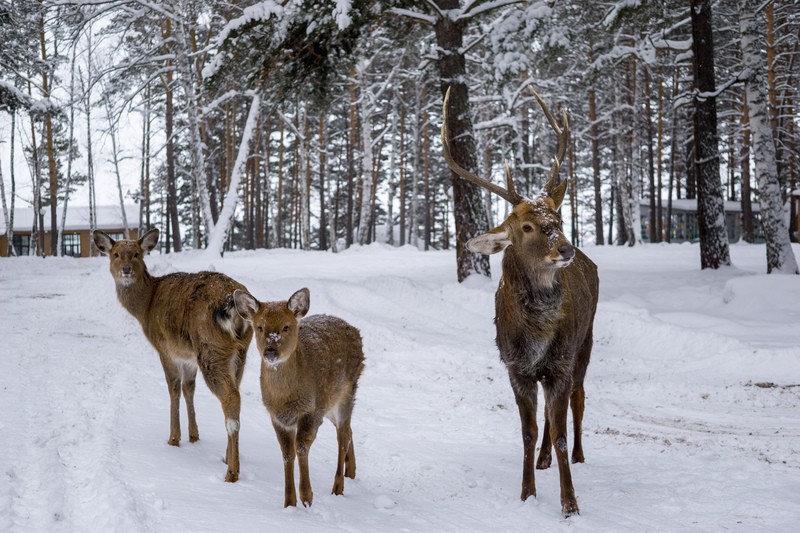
(233, 287), (365, 507)
(93, 229), (252, 482)
(442, 87), (599, 516)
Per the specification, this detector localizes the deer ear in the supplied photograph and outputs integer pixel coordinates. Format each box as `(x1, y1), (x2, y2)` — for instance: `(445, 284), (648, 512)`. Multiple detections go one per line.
(287, 288), (310, 318)
(93, 231), (114, 254)
(546, 180), (568, 210)
(233, 290), (259, 322)
(138, 229), (159, 252)
(467, 227), (511, 255)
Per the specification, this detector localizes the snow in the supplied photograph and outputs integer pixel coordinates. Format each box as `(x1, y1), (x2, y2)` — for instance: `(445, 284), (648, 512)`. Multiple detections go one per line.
(0, 204), (139, 234)
(1, 242), (799, 531)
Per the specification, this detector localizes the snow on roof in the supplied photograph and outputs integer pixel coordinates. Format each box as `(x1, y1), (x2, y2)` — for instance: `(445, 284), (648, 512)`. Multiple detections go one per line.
(639, 198), (760, 213)
(1, 205), (140, 235)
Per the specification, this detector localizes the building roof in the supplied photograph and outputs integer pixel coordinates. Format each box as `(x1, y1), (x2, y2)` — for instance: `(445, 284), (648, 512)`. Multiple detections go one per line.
(639, 198), (760, 213)
(1, 205), (140, 235)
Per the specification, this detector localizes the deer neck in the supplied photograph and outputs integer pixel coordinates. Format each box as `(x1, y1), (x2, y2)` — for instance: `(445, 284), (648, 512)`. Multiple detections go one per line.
(115, 271), (156, 324)
(498, 248), (564, 328)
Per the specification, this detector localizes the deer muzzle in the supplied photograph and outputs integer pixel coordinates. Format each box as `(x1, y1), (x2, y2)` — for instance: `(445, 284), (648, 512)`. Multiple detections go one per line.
(264, 347), (278, 363)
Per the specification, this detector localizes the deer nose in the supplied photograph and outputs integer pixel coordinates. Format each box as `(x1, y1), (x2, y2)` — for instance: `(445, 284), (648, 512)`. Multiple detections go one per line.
(122, 265), (132, 275)
(558, 244), (575, 261)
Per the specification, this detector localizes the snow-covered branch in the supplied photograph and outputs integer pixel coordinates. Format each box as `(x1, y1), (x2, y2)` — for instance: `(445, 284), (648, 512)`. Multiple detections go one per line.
(388, 8), (437, 26)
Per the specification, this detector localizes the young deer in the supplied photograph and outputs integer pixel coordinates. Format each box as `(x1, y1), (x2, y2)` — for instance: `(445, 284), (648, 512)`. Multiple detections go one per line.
(442, 87), (599, 516)
(233, 288), (364, 508)
(93, 229), (252, 482)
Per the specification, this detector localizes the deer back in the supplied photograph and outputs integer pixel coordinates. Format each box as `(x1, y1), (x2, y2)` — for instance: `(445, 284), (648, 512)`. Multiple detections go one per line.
(94, 229), (252, 359)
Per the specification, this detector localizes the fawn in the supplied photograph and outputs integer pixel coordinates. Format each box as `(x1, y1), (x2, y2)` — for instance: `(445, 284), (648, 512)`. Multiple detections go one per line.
(94, 229), (252, 482)
(233, 287), (365, 507)
(442, 87), (599, 516)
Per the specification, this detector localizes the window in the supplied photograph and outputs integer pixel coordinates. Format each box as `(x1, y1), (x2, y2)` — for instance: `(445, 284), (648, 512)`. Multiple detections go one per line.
(12, 234), (30, 256)
(62, 233), (81, 257)
(105, 232), (125, 241)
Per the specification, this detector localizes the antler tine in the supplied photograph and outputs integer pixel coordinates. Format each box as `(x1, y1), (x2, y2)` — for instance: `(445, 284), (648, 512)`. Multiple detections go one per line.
(503, 160), (518, 199)
(442, 87), (523, 205)
(529, 86), (570, 187)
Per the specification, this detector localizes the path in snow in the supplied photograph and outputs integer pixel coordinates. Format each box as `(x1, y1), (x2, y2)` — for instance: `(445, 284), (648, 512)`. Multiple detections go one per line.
(1, 242), (798, 532)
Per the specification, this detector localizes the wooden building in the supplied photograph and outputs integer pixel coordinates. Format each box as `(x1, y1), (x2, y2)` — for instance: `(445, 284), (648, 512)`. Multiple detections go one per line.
(639, 198), (762, 243)
(1, 205), (139, 258)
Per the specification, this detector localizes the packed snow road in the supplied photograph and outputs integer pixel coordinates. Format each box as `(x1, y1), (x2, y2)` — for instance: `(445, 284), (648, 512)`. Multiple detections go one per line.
(1, 242), (798, 532)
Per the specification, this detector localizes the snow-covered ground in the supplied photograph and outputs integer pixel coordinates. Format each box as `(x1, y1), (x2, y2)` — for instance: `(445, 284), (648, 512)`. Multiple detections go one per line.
(1, 241), (798, 532)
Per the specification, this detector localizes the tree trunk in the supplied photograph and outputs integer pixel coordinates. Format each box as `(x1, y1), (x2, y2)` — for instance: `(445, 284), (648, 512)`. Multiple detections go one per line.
(346, 81), (357, 247)
(740, 93), (754, 243)
(37, 6), (58, 256)
(318, 115), (328, 250)
(690, 0), (731, 269)
(163, 18), (182, 252)
(739, 0), (798, 273)
(206, 93), (262, 257)
(399, 96), (407, 246)
(644, 67), (657, 243)
(58, 40), (79, 255)
(434, 2), (491, 281)
(4, 113), (17, 255)
(588, 47), (604, 245)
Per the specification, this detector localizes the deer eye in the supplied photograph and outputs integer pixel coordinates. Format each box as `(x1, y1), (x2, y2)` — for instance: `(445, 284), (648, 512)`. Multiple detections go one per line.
(256, 326), (263, 333)
(283, 325), (290, 332)
(113, 252), (119, 258)
(522, 224), (534, 233)
(134, 253), (139, 258)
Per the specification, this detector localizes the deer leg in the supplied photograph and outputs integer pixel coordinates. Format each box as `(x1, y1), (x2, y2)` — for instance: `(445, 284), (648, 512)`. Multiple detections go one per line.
(536, 411), (552, 470)
(296, 414), (321, 507)
(345, 432), (357, 480)
(511, 378), (538, 501)
(543, 383), (579, 517)
(332, 420), (352, 496)
(181, 363), (199, 443)
(198, 355), (241, 482)
(570, 385), (585, 464)
(221, 385), (241, 482)
(272, 421), (298, 507)
(160, 355), (182, 446)
(571, 331), (592, 464)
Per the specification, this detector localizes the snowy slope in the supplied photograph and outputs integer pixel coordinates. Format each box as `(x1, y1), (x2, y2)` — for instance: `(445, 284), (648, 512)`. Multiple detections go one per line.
(1, 242), (798, 532)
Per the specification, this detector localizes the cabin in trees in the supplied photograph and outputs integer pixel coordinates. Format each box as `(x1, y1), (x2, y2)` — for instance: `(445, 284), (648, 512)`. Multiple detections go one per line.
(639, 199), (762, 244)
(0, 205), (139, 258)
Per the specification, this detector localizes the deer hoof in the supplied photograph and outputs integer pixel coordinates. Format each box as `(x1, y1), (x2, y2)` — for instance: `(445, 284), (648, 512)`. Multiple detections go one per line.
(536, 453), (551, 470)
(332, 478), (344, 496)
(562, 499), (579, 517)
(189, 435), (200, 443)
(225, 470), (239, 483)
(167, 437), (180, 447)
(520, 487), (536, 501)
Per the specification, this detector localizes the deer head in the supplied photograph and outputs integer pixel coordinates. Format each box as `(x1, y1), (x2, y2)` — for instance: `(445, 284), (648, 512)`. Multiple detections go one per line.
(233, 288), (310, 366)
(442, 87), (574, 272)
(93, 229), (160, 286)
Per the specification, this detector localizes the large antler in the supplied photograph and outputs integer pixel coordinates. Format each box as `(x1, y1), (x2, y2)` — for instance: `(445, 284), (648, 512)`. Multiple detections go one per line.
(528, 86), (570, 190)
(441, 87), (523, 205)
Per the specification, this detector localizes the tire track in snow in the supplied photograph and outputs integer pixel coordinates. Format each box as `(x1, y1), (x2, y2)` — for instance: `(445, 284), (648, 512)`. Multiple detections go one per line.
(4, 262), (155, 532)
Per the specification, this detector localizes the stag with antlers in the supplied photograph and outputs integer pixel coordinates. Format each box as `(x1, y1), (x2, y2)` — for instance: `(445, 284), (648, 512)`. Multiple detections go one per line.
(442, 87), (599, 516)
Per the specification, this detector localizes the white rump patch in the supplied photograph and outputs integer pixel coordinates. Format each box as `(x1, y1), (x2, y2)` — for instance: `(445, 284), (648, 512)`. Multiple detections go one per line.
(225, 418), (240, 435)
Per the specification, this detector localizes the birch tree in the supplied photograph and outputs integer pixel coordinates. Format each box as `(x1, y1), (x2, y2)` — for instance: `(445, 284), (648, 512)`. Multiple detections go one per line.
(205, 92), (262, 257)
(738, 0), (798, 274)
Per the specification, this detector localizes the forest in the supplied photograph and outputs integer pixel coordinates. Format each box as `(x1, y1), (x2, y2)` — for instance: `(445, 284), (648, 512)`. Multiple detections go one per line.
(1, 0), (798, 278)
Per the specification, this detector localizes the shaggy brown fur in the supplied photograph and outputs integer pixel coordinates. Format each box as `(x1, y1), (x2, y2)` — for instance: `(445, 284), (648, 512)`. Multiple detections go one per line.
(234, 288), (365, 507)
(94, 229), (252, 482)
